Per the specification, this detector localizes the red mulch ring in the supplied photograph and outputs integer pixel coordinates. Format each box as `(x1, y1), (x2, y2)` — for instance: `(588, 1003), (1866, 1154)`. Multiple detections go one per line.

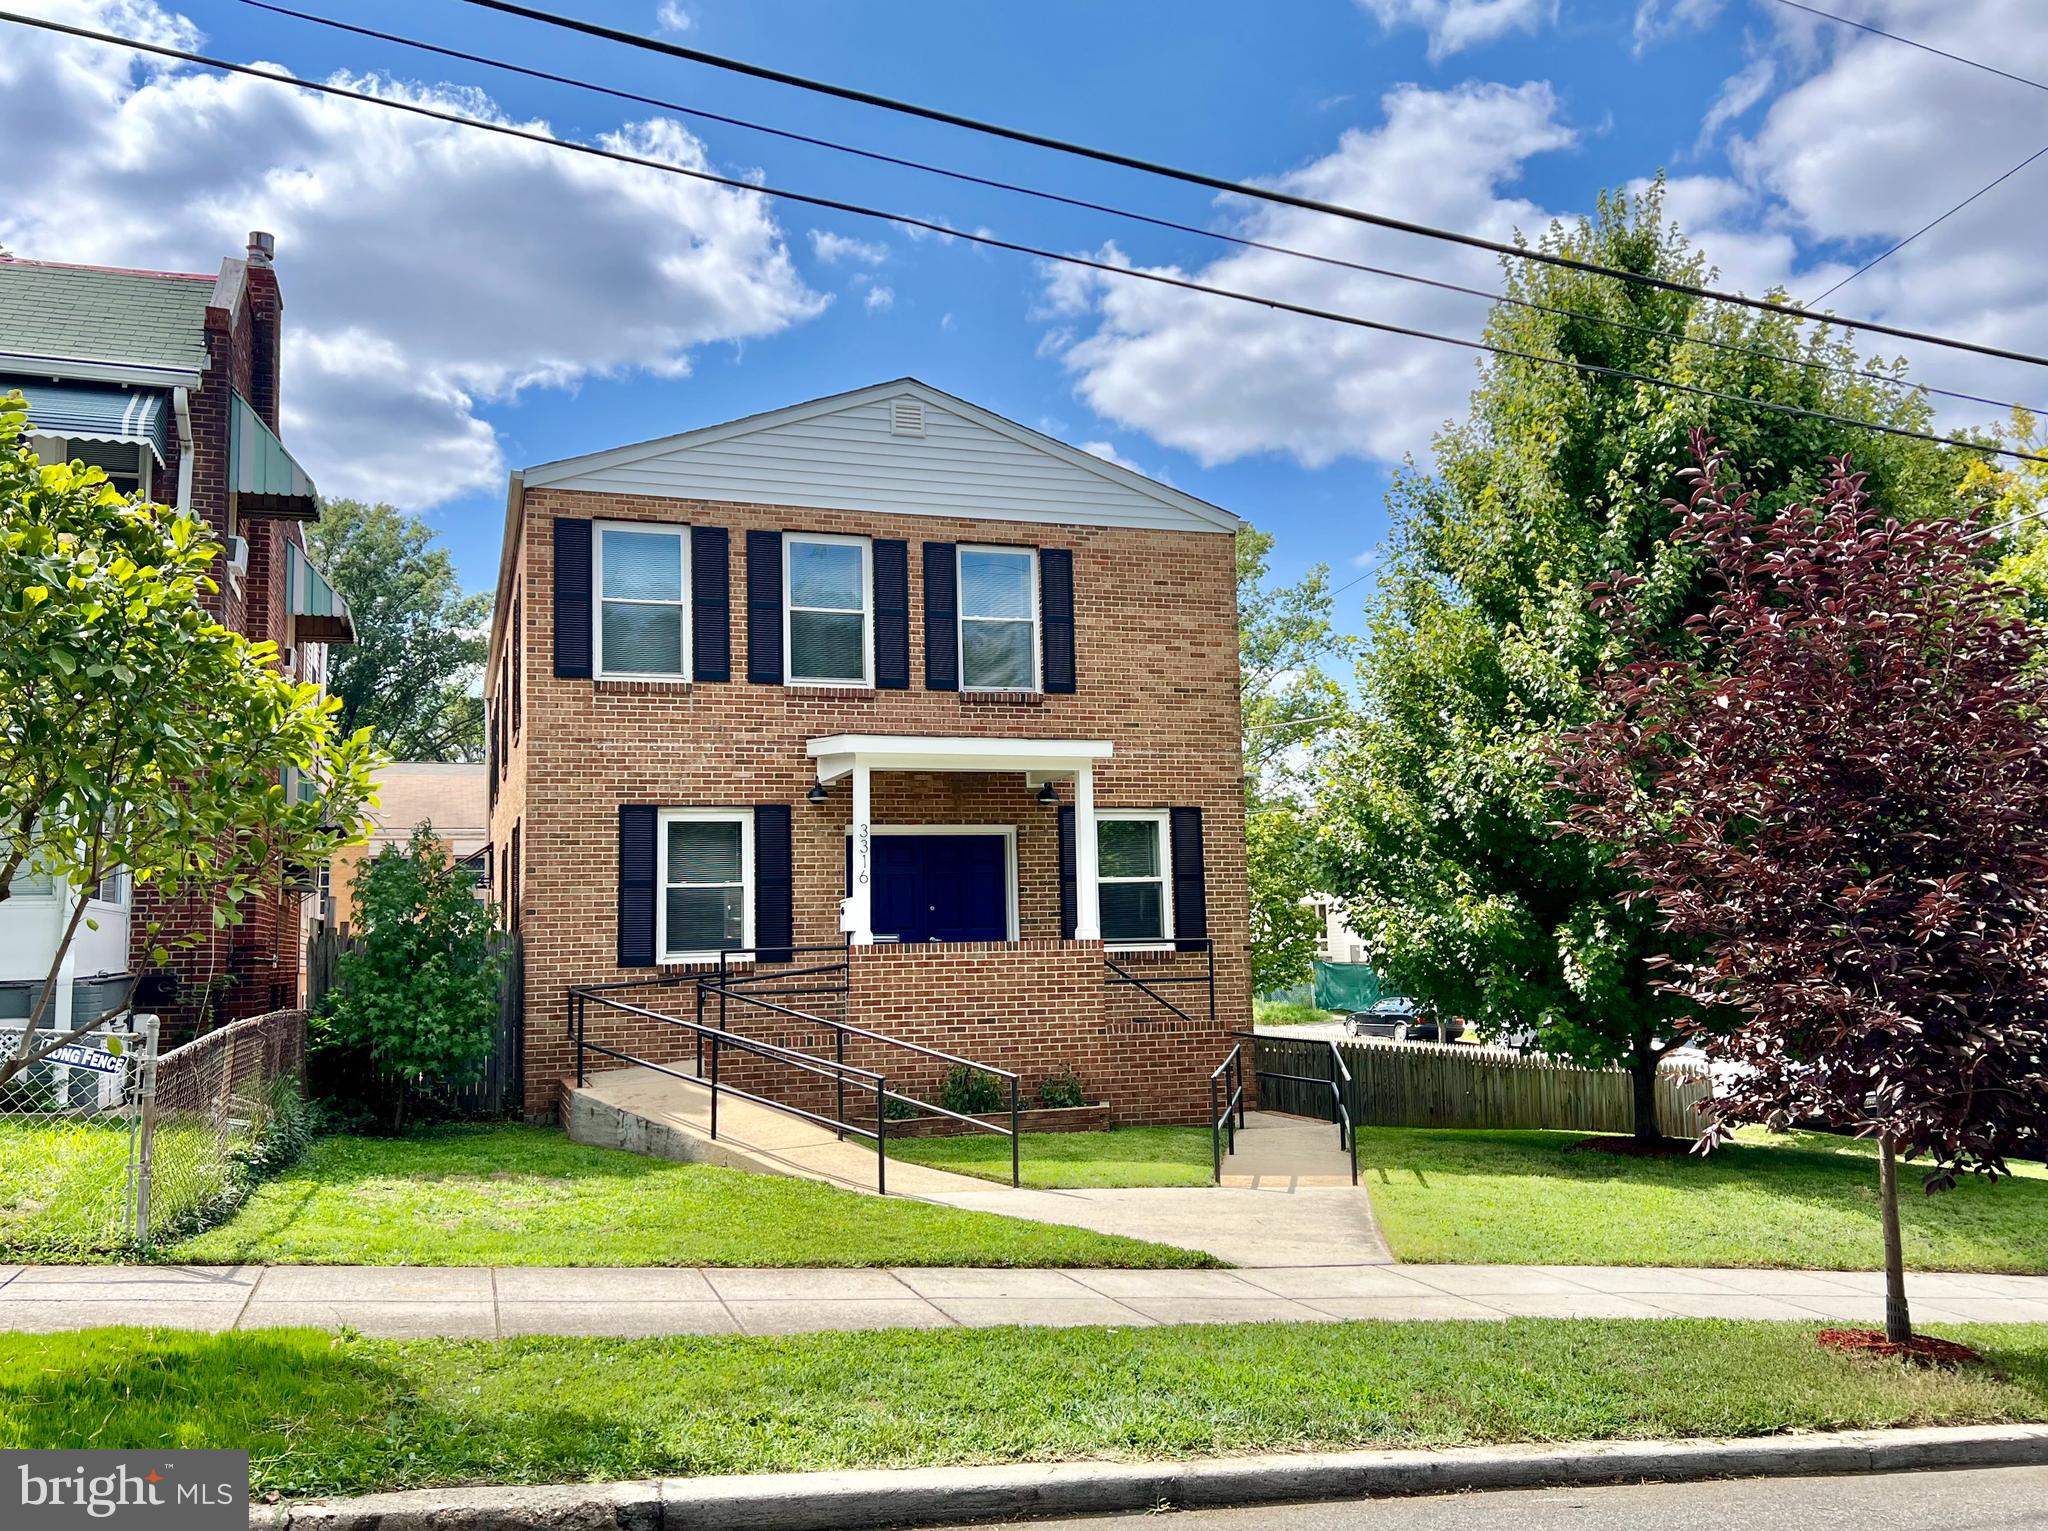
(1564, 1135), (1695, 1159)
(1817, 1328), (1982, 1367)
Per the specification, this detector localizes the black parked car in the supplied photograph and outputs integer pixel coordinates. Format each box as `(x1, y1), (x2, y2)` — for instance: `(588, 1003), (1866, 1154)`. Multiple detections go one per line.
(1345, 998), (1464, 1044)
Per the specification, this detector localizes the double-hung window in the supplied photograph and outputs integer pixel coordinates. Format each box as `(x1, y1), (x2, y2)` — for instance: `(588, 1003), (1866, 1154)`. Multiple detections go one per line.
(1097, 811), (1172, 946)
(659, 809), (752, 961)
(596, 523), (690, 678)
(785, 534), (871, 685)
(958, 546), (1039, 691)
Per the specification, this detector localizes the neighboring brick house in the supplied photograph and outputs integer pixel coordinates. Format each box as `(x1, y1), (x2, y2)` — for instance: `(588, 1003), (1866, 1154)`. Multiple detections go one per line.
(485, 379), (1248, 1124)
(311, 761), (490, 941)
(0, 235), (352, 1039)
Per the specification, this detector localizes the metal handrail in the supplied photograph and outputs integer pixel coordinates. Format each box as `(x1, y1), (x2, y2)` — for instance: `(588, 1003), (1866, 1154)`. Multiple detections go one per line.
(1209, 1041), (1244, 1183)
(700, 980), (1021, 1189)
(1232, 1030), (1360, 1186)
(1105, 937), (1216, 1029)
(570, 984), (901, 1191)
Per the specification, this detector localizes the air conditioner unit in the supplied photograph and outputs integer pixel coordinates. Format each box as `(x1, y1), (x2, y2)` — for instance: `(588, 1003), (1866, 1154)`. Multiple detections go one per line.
(226, 535), (250, 582)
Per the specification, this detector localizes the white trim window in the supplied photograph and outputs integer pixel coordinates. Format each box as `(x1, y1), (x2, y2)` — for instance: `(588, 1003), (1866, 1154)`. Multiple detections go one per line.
(658, 809), (752, 961)
(1097, 810), (1173, 947)
(957, 545), (1039, 691)
(595, 521), (692, 679)
(5, 839), (54, 898)
(784, 533), (872, 686)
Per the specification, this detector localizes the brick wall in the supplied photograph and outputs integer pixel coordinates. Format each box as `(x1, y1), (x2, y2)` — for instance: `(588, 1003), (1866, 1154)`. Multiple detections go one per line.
(129, 257), (304, 1030)
(493, 486), (1248, 1120)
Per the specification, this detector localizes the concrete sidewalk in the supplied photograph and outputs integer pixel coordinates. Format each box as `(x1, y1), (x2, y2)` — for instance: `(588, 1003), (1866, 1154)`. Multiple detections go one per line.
(6, 1261), (2046, 1338)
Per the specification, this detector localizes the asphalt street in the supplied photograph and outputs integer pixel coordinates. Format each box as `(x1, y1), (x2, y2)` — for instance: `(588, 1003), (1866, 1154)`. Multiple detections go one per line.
(938, 1465), (2048, 1529)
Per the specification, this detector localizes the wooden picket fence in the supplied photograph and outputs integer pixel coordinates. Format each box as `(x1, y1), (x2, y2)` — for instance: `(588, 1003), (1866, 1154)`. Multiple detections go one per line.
(304, 928), (524, 1117)
(1252, 1031), (1712, 1137)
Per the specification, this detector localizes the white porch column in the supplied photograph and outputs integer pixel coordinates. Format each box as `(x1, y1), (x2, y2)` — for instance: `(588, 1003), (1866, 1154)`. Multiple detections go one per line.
(1073, 762), (1102, 941)
(848, 759), (875, 945)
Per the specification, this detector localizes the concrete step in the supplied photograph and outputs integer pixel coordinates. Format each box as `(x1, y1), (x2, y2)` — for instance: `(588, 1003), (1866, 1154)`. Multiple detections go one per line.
(1219, 1109), (1357, 1189)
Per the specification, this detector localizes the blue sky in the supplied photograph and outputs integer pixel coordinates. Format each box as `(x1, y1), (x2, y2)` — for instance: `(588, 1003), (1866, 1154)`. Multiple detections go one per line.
(7, 0), (2040, 620)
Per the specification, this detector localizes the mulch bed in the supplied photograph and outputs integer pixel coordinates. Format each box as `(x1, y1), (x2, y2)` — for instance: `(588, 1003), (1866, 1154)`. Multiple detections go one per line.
(1565, 1135), (1695, 1159)
(1817, 1328), (1982, 1366)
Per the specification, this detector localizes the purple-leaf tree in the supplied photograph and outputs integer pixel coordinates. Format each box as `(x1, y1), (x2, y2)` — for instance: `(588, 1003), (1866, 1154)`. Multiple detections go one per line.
(1557, 433), (2048, 1344)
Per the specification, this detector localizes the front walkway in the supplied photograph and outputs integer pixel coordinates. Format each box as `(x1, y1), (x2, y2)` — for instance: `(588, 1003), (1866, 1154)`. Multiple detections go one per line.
(6, 1262), (2045, 1338)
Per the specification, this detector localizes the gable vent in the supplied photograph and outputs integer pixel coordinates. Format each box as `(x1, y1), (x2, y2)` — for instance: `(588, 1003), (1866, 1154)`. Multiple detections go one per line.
(890, 398), (926, 437)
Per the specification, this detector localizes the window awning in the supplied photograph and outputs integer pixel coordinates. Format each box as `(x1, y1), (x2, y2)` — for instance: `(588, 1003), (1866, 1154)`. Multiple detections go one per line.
(6, 378), (169, 465)
(230, 393), (319, 520)
(287, 540), (354, 644)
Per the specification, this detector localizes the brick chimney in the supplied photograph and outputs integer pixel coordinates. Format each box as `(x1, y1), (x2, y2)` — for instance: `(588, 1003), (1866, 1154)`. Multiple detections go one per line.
(244, 230), (283, 431)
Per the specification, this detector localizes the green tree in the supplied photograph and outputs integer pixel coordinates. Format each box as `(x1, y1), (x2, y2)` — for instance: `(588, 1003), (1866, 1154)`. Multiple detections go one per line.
(0, 393), (376, 1086)
(1316, 181), (1981, 1140)
(1238, 527), (1349, 993)
(304, 498), (489, 761)
(324, 826), (503, 1132)
(1956, 407), (2048, 619)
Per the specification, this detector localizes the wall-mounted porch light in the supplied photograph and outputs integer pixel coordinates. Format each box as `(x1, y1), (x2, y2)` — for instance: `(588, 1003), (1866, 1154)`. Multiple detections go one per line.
(1036, 781), (1060, 806)
(807, 780), (830, 804)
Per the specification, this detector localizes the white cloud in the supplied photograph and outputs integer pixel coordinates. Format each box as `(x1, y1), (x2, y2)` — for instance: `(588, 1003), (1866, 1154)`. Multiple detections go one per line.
(1631, 0), (1721, 52)
(1042, 82), (1574, 471)
(863, 285), (895, 314)
(654, 1), (691, 34)
(0, 0), (825, 507)
(1355, 0), (1557, 61)
(809, 229), (888, 265)
(1080, 440), (1141, 471)
(1352, 546), (1382, 569)
(1693, 51), (1773, 154)
(1667, 0), (2048, 423)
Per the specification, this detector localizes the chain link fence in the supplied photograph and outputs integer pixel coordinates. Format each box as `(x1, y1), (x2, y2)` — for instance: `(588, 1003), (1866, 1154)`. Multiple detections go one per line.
(0, 1008), (307, 1256)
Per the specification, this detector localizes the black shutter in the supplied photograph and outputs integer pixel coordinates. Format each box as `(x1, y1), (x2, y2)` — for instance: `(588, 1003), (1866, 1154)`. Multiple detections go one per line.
(553, 517), (593, 678)
(510, 818), (522, 933)
(754, 804), (794, 963)
(923, 541), (958, 691)
(511, 595), (522, 736)
(873, 538), (910, 689)
(1040, 547), (1076, 694)
(618, 805), (657, 967)
(746, 530), (784, 684)
(1058, 804), (1077, 940)
(692, 525), (731, 682)
(1170, 807), (1208, 951)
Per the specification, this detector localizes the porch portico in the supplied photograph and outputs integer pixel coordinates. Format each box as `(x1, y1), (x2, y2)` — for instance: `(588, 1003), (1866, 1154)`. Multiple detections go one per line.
(806, 733), (1114, 946)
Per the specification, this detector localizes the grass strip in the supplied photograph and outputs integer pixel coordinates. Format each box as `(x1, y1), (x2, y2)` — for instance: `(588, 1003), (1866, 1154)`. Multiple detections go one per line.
(888, 1127), (1215, 1188)
(1362, 1127), (2048, 1272)
(160, 1125), (1212, 1268)
(3, 1321), (2044, 1499)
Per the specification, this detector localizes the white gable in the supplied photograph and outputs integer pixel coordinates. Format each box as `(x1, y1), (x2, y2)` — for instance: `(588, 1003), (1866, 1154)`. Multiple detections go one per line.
(520, 379), (1238, 535)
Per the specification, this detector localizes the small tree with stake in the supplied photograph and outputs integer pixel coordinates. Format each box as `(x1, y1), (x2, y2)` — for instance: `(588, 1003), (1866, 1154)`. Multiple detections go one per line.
(1558, 434), (2048, 1348)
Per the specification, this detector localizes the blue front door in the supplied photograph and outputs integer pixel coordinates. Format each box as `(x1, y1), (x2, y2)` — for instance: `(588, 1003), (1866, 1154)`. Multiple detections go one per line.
(853, 834), (1008, 943)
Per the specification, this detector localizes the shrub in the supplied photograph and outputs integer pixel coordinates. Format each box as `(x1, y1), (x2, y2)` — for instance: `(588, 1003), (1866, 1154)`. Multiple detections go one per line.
(937, 1065), (1005, 1117)
(1036, 1070), (1086, 1110)
(321, 826), (504, 1132)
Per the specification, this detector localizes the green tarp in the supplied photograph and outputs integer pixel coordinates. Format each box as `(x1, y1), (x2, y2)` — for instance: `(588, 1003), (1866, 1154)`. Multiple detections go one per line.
(1313, 960), (1390, 1013)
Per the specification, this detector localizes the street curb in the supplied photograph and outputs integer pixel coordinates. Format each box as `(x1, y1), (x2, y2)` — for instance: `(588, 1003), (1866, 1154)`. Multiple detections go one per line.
(256, 1423), (2048, 1530)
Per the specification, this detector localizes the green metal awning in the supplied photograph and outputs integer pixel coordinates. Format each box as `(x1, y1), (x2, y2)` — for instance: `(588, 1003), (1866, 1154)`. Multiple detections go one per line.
(230, 392), (319, 520)
(287, 540), (354, 644)
(5, 377), (169, 464)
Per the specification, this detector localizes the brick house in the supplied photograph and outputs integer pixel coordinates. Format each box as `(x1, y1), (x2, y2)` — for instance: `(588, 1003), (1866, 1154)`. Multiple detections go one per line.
(0, 235), (352, 1040)
(485, 379), (1248, 1124)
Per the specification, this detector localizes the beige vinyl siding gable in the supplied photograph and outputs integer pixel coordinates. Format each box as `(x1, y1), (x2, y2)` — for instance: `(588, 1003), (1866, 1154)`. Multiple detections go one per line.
(522, 386), (1233, 535)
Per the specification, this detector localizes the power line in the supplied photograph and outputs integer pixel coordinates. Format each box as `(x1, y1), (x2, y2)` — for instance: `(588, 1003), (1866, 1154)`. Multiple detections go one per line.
(239, 0), (2043, 419)
(10, 9), (2044, 469)
(1809, 139), (2048, 305)
(451, 0), (2048, 373)
(1766, 0), (2048, 96)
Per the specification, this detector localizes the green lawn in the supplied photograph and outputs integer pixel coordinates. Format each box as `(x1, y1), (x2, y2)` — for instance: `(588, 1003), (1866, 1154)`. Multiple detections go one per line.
(5, 1321), (2043, 1499)
(0, 1118), (141, 1255)
(1253, 999), (1340, 1027)
(890, 1127), (1215, 1188)
(163, 1125), (1212, 1269)
(1364, 1127), (2048, 1272)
